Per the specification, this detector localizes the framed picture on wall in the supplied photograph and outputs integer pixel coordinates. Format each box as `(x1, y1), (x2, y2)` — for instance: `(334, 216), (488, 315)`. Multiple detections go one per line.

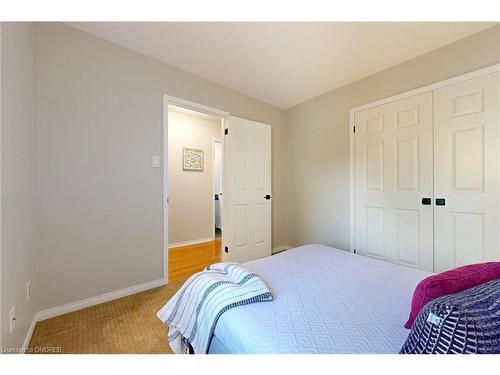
(183, 147), (204, 171)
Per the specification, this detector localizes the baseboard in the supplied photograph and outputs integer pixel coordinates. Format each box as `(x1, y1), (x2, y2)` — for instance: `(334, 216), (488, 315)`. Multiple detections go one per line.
(272, 245), (291, 254)
(169, 237), (214, 249)
(21, 316), (38, 353)
(35, 278), (166, 322)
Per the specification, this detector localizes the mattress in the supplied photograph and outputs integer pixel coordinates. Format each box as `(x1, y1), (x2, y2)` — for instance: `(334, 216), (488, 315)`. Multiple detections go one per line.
(208, 244), (432, 354)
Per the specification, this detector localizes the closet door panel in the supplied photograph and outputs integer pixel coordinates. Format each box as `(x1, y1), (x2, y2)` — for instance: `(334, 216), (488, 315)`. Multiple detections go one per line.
(434, 71), (500, 272)
(354, 91), (434, 271)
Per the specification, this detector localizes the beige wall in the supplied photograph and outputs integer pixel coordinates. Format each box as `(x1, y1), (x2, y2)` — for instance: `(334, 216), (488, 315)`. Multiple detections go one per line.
(284, 25), (500, 250)
(17, 21), (500, 316)
(35, 22), (287, 311)
(1, 22), (36, 350)
(168, 109), (221, 245)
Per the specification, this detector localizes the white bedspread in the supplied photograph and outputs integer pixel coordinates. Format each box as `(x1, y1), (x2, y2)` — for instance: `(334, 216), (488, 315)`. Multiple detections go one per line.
(209, 244), (432, 354)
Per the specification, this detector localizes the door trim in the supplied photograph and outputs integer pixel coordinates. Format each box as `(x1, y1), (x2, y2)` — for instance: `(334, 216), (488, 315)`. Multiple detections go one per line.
(212, 138), (222, 239)
(349, 63), (500, 254)
(162, 95), (229, 284)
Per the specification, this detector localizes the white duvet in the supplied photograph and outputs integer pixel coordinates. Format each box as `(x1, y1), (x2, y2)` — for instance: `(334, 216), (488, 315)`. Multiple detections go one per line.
(209, 244), (432, 354)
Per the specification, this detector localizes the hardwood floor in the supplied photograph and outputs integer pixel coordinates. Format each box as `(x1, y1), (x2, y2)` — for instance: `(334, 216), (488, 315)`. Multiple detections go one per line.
(168, 238), (221, 282)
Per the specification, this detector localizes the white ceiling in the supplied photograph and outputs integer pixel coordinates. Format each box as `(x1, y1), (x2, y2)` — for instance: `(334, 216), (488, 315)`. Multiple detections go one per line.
(68, 22), (497, 109)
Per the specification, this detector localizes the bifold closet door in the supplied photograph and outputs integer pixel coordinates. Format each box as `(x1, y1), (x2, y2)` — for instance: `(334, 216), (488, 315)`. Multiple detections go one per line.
(434, 71), (500, 272)
(354, 92), (434, 271)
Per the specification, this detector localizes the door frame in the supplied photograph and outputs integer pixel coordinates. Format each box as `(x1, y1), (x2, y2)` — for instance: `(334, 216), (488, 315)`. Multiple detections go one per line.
(162, 95), (229, 284)
(349, 63), (500, 254)
(212, 138), (222, 239)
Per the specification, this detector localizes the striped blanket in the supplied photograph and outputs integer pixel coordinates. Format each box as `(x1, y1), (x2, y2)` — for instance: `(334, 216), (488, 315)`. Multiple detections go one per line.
(157, 262), (273, 354)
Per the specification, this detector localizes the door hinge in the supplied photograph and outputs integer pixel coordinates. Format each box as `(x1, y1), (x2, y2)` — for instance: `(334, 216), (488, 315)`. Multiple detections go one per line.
(353, 248), (357, 254)
(224, 246), (229, 253)
(353, 125), (356, 133)
(224, 128), (228, 135)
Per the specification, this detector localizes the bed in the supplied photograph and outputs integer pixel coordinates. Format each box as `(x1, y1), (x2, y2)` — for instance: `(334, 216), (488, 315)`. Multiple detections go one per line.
(207, 244), (432, 354)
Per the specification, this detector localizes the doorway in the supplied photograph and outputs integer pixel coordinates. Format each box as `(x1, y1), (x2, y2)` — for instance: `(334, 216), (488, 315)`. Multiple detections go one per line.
(162, 96), (273, 283)
(163, 96), (227, 283)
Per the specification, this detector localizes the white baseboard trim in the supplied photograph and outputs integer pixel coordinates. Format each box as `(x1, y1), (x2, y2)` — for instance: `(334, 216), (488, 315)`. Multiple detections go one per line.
(272, 245), (291, 254)
(35, 278), (166, 322)
(21, 316), (38, 353)
(169, 237), (214, 249)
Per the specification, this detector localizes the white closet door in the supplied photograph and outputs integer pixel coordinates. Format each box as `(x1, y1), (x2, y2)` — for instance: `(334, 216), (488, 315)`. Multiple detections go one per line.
(354, 92), (434, 271)
(434, 71), (500, 272)
(222, 116), (272, 263)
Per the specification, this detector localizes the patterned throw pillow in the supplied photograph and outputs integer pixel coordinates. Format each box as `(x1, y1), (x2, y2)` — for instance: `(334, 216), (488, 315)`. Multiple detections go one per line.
(405, 262), (500, 328)
(400, 279), (500, 354)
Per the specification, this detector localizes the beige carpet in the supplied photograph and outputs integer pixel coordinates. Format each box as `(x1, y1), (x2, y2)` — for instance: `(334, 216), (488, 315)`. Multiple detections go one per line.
(28, 280), (185, 354)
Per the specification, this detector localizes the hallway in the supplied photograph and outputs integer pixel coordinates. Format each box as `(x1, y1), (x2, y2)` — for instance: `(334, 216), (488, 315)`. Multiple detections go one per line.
(168, 239), (222, 282)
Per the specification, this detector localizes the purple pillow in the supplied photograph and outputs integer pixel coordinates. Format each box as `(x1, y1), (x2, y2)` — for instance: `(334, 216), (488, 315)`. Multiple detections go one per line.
(405, 262), (500, 329)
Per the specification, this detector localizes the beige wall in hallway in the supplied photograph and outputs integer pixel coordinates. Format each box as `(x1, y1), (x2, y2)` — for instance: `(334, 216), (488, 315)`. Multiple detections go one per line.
(284, 24), (500, 250)
(168, 109), (221, 245)
(35, 22), (287, 311)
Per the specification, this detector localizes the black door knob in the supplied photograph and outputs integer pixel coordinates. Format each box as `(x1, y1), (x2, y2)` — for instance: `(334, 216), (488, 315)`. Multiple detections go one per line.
(436, 198), (446, 206)
(265, 194), (271, 200)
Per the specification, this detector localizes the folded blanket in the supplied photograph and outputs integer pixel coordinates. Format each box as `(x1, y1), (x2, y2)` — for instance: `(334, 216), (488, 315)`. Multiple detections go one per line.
(157, 262), (273, 354)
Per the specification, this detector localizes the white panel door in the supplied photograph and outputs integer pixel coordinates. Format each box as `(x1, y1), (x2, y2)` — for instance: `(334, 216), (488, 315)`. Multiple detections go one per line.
(222, 116), (271, 263)
(354, 92), (434, 271)
(434, 71), (500, 272)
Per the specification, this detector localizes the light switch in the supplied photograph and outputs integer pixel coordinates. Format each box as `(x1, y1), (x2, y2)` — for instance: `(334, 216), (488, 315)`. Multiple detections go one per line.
(151, 155), (160, 168)
(9, 305), (16, 334)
